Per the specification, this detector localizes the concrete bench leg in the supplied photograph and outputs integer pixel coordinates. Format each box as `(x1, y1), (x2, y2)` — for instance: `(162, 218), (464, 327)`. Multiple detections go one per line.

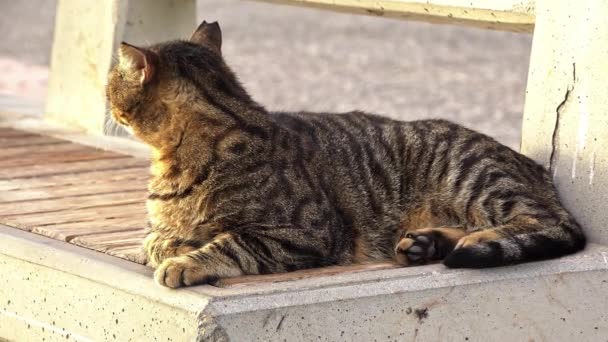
(521, 0), (608, 244)
(44, 0), (196, 135)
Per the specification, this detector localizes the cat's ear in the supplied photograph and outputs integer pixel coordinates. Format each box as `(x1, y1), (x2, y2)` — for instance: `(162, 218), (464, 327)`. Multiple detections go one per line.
(190, 20), (222, 54)
(118, 42), (157, 85)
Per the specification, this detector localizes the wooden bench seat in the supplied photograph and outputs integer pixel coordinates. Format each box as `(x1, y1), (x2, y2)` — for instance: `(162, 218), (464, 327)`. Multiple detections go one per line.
(0, 127), (399, 288)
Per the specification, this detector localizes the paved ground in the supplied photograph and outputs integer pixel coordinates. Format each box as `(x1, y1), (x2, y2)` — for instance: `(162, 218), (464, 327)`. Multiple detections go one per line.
(0, 0), (532, 149)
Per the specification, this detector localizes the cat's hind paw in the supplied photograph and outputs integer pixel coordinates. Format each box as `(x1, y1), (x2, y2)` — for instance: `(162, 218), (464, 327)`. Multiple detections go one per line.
(395, 232), (437, 265)
(394, 227), (467, 266)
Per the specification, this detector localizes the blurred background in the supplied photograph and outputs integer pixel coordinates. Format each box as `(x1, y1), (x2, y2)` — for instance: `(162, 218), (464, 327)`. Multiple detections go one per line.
(0, 0), (532, 149)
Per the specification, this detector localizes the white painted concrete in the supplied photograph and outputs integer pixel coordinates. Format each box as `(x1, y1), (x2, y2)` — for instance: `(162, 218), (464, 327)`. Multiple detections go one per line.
(45, 0), (196, 135)
(2, 225), (607, 341)
(8, 0), (607, 340)
(521, 0), (608, 245)
(0, 226), (203, 341)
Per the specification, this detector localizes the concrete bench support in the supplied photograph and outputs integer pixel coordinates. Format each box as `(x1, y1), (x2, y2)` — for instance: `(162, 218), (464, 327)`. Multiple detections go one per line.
(13, 0), (607, 340)
(2, 225), (608, 341)
(521, 0), (608, 245)
(44, 0), (196, 135)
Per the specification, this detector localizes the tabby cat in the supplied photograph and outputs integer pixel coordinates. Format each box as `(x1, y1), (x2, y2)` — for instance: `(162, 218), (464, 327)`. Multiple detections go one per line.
(106, 21), (586, 288)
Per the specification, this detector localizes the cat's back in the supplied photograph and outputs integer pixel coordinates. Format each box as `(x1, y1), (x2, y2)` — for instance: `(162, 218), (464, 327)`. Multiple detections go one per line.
(269, 110), (404, 144)
(269, 110), (550, 191)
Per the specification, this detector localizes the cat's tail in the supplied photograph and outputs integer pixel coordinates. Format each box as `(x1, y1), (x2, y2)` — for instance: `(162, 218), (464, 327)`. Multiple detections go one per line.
(442, 219), (586, 268)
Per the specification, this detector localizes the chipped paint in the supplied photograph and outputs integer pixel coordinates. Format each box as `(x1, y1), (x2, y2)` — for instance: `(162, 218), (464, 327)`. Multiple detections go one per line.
(576, 93), (589, 151)
(571, 155), (577, 180)
(589, 151), (596, 185)
(573, 84), (589, 181)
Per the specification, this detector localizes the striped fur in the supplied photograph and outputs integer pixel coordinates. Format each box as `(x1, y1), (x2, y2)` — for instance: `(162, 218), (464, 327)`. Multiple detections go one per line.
(106, 21), (586, 288)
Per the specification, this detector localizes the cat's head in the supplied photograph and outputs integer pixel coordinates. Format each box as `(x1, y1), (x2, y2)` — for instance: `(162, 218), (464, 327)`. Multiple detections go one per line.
(106, 21), (252, 148)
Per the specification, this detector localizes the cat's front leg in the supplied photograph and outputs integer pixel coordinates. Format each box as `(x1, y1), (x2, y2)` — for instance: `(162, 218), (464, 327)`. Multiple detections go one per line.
(154, 233), (245, 288)
(143, 231), (198, 268)
(154, 226), (328, 288)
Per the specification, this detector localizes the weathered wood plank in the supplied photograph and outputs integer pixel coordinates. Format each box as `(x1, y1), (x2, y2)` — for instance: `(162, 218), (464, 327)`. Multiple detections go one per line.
(71, 229), (147, 263)
(0, 191), (147, 216)
(0, 135), (65, 148)
(0, 142), (87, 158)
(0, 177), (148, 202)
(0, 167), (149, 191)
(0, 128), (407, 285)
(214, 262), (400, 288)
(0, 203), (146, 229)
(0, 127), (37, 138)
(33, 218), (146, 242)
(252, 0), (535, 32)
(0, 157), (148, 179)
(65, 229), (147, 249)
(1, 149), (127, 168)
(104, 245), (147, 264)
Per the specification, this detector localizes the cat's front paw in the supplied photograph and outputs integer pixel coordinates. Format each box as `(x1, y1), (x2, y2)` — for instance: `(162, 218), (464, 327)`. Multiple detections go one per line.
(154, 256), (211, 288)
(395, 232), (437, 265)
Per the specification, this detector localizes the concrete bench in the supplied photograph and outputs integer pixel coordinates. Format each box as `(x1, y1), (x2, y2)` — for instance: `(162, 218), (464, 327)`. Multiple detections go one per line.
(2, 0), (607, 340)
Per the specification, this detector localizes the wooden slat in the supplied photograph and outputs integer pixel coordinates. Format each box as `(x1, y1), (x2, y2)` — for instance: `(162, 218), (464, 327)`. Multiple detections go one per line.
(0, 129), (405, 285)
(104, 245), (147, 264)
(1, 202), (145, 225)
(0, 135), (65, 148)
(71, 229), (146, 249)
(214, 262), (400, 288)
(0, 129), (149, 264)
(1, 203), (146, 231)
(0, 127), (38, 137)
(33, 218), (145, 242)
(0, 191), (147, 216)
(0, 157), (148, 179)
(0, 142), (93, 158)
(1, 149), (128, 168)
(0, 177), (148, 202)
(71, 229), (147, 262)
(0, 167), (149, 191)
(252, 0), (535, 32)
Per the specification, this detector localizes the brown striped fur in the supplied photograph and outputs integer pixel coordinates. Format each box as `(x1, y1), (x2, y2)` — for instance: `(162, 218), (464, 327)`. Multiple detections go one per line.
(106, 21), (586, 288)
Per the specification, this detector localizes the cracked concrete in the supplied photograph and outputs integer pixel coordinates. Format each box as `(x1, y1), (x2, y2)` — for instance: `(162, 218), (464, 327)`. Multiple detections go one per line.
(548, 63), (577, 175)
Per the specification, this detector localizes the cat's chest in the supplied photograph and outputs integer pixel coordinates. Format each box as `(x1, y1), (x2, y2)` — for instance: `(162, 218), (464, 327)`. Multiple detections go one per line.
(146, 194), (206, 236)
